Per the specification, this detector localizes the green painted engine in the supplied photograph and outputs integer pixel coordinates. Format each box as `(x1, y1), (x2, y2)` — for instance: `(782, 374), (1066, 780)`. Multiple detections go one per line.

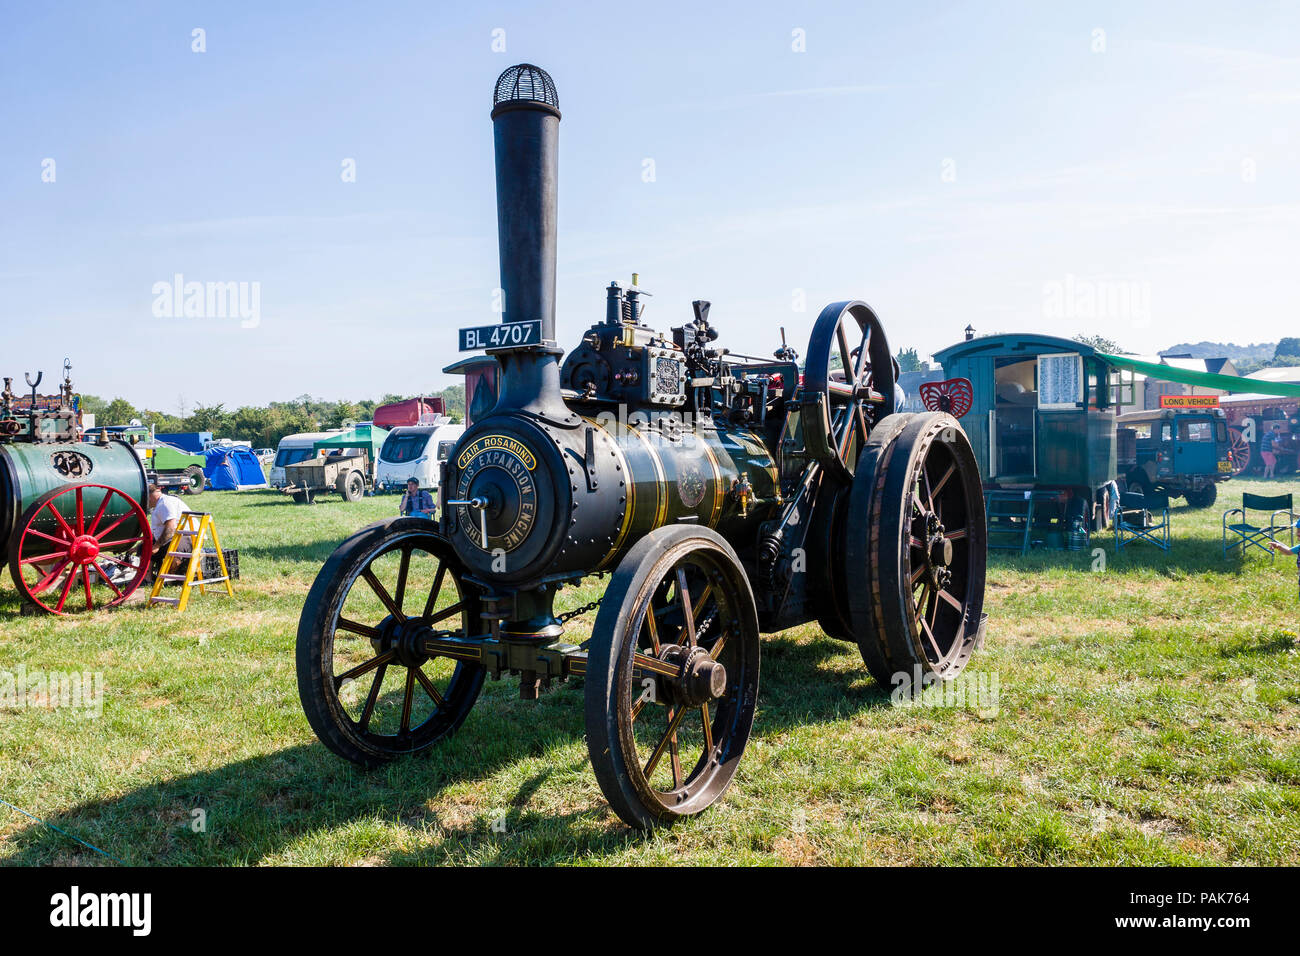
(1, 369), (150, 614)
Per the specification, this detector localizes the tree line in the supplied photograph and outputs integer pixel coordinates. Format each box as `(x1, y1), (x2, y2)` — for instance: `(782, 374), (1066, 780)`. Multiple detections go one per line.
(77, 385), (466, 449)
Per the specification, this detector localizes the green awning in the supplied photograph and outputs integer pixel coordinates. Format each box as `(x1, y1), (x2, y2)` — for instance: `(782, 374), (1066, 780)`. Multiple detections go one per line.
(313, 424), (390, 456)
(1098, 353), (1300, 399)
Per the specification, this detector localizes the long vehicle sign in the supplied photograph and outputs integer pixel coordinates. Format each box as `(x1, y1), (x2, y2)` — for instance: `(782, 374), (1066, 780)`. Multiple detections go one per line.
(459, 319), (543, 351)
(1159, 394), (1220, 409)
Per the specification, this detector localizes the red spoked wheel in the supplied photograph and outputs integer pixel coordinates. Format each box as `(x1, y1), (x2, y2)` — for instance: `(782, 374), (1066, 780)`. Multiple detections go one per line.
(1228, 427), (1251, 476)
(7, 483), (151, 615)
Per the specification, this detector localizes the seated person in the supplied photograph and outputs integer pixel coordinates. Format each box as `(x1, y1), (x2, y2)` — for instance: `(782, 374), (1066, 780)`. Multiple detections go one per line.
(399, 478), (435, 518)
(147, 482), (192, 581)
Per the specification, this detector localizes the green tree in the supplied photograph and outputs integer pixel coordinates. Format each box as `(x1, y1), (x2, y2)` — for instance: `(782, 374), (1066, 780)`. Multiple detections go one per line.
(896, 347), (926, 373)
(187, 403), (230, 433)
(1275, 337), (1300, 358)
(326, 401), (363, 429)
(102, 397), (139, 425)
(1073, 334), (1124, 353)
(140, 409), (185, 432)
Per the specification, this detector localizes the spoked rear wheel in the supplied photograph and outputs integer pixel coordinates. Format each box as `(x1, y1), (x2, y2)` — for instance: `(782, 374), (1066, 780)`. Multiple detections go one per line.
(812, 412), (914, 643)
(847, 413), (986, 688)
(586, 525), (760, 829)
(296, 518), (486, 767)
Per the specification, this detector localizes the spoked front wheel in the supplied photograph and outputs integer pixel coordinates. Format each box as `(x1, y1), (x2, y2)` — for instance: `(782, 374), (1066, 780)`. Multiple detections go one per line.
(585, 525), (760, 829)
(296, 518), (486, 767)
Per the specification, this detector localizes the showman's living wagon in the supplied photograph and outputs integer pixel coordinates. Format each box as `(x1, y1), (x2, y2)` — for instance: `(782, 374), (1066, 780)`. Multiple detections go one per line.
(296, 65), (989, 828)
(1, 367), (151, 615)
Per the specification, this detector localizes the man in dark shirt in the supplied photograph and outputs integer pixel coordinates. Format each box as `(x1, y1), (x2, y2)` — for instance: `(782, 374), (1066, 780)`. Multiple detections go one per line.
(400, 477), (435, 518)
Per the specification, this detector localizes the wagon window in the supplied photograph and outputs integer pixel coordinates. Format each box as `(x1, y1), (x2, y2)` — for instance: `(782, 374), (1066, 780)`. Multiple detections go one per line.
(1108, 366), (1135, 407)
(1037, 353), (1084, 409)
(1130, 422), (1153, 440)
(1216, 421), (1227, 442)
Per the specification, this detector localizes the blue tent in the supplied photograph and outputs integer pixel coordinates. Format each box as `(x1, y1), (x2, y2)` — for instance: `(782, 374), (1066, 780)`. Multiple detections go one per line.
(157, 431), (213, 455)
(204, 445), (267, 490)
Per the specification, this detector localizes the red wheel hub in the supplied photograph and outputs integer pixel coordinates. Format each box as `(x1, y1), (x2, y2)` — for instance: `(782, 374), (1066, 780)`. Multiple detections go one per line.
(69, 534), (101, 563)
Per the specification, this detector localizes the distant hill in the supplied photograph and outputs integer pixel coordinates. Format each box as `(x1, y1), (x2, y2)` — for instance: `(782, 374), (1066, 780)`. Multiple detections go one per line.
(1159, 341), (1276, 363)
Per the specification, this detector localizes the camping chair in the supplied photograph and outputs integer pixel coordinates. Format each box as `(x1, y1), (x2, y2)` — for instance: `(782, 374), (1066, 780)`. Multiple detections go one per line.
(1115, 490), (1171, 552)
(1222, 493), (1295, 559)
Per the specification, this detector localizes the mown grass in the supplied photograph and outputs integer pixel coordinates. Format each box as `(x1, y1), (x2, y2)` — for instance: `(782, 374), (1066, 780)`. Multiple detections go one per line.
(1, 478), (1297, 866)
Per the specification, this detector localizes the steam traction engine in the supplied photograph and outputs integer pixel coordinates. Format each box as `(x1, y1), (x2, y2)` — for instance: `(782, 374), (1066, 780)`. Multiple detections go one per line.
(1, 364), (151, 615)
(297, 65), (988, 828)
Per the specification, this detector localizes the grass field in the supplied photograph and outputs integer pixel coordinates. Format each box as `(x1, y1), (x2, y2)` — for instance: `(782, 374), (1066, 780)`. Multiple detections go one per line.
(2, 477), (1298, 866)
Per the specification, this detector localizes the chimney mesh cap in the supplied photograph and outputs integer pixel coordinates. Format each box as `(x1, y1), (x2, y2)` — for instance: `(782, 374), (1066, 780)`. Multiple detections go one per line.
(493, 64), (559, 110)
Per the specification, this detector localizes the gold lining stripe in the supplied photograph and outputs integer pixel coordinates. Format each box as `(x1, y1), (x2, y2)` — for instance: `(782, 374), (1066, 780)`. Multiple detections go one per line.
(698, 436), (724, 529)
(585, 416), (636, 572)
(626, 421), (666, 528)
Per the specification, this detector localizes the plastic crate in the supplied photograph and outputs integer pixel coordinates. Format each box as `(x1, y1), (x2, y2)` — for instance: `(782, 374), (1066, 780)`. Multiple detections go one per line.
(199, 548), (239, 580)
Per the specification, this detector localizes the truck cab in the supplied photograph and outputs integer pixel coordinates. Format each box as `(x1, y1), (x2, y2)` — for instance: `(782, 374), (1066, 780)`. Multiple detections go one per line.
(1117, 408), (1233, 508)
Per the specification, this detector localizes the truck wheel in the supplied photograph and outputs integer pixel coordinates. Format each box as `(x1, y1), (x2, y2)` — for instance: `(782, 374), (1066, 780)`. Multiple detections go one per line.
(182, 465), (206, 495)
(1186, 484), (1217, 509)
(1126, 474), (1149, 498)
(338, 470), (365, 502)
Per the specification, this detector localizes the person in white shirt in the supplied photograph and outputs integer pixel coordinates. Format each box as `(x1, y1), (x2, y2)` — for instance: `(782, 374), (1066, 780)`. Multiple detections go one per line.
(147, 483), (191, 581)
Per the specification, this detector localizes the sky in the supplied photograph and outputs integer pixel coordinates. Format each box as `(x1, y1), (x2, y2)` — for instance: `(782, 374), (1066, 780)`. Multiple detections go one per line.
(3, 1), (1299, 413)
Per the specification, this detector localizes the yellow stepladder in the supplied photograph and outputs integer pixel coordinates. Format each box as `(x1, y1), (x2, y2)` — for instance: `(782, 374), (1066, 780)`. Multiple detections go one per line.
(148, 511), (234, 610)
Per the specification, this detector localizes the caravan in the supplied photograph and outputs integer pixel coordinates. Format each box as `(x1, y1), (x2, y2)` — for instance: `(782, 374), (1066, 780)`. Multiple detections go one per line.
(269, 431), (345, 488)
(375, 422), (464, 493)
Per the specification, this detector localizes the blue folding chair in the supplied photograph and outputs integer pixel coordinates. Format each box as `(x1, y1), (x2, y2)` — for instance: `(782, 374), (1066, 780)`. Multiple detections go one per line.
(1222, 493), (1295, 559)
(1115, 490), (1171, 552)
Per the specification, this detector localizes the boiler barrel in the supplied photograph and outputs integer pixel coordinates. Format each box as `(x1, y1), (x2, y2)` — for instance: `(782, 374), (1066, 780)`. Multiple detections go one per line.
(0, 440), (148, 548)
(444, 413), (781, 582)
(587, 417), (780, 572)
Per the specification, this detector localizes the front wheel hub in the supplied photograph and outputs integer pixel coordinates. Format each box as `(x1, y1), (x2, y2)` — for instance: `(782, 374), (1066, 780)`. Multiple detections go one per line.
(371, 616), (430, 669)
(660, 644), (728, 708)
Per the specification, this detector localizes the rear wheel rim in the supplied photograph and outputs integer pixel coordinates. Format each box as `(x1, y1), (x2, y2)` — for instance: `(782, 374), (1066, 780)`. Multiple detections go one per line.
(902, 432), (977, 668)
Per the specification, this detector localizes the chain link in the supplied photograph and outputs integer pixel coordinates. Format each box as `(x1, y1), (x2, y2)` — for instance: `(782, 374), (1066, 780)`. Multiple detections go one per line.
(556, 598), (603, 624)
